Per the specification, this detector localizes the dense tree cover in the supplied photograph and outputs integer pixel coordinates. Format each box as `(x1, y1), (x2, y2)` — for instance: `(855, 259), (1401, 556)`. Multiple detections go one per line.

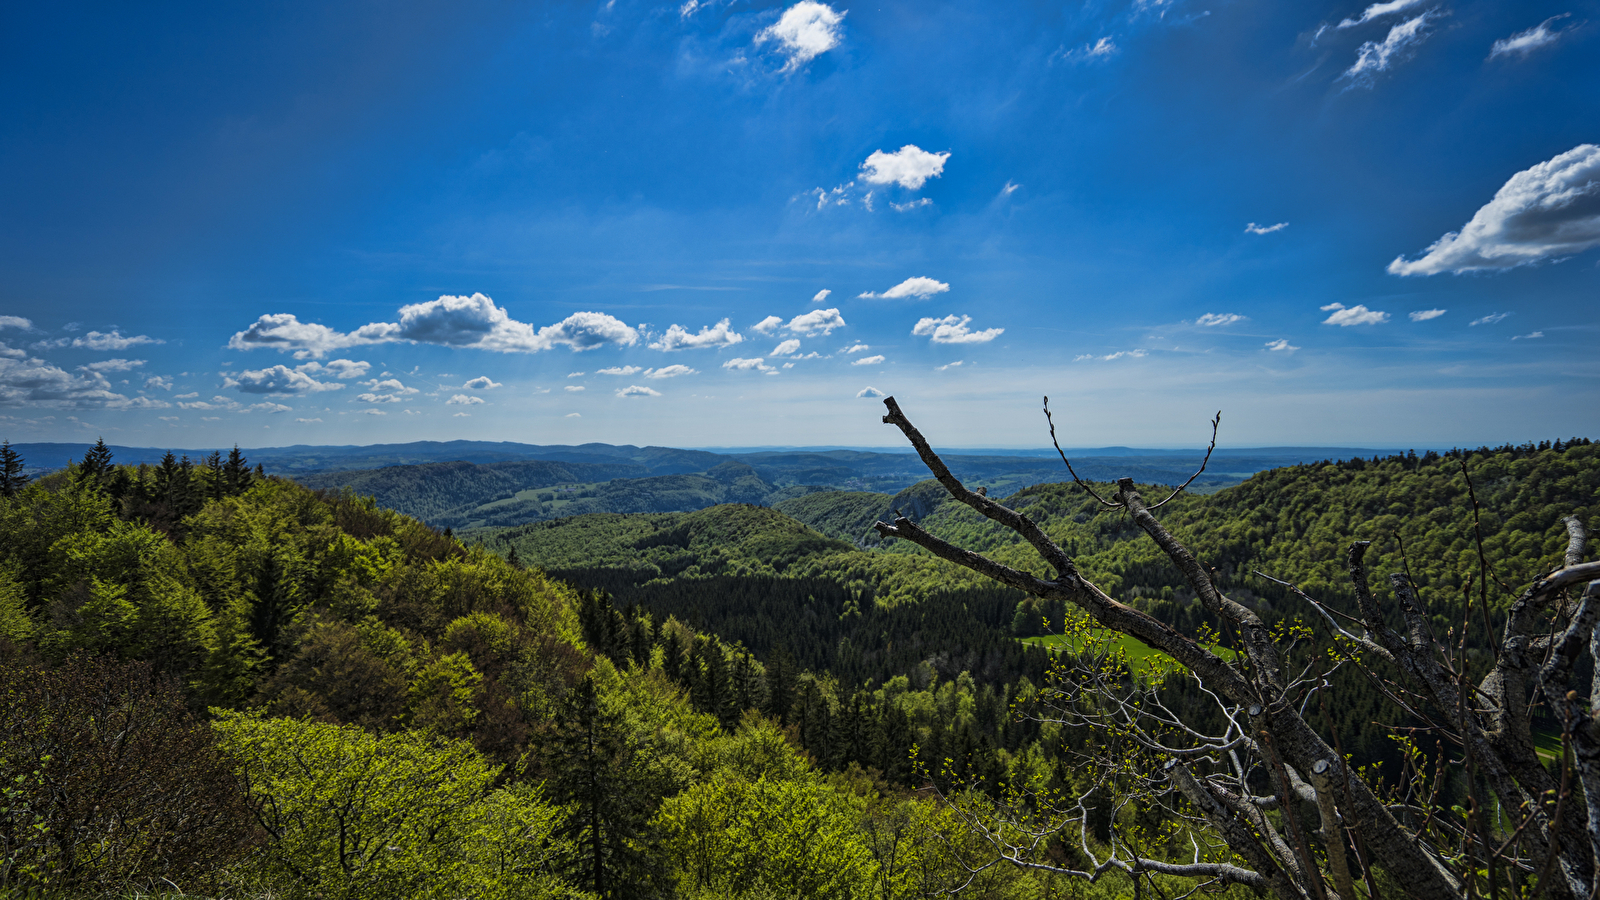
(2, 441), (1151, 899)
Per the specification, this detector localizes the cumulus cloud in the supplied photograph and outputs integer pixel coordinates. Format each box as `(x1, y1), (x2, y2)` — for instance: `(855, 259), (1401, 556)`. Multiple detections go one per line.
(617, 385), (662, 397)
(646, 365), (697, 379)
(144, 375), (173, 391)
(0, 351), (173, 410)
(1195, 313), (1248, 327)
(858, 146), (950, 190)
(356, 393), (401, 403)
(225, 365), (344, 395)
(597, 366), (640, 376)
(1245, 222), (1288, 234)
(755, 1), (845, 71)
(649, 318), (743, 351)
(812, 289), (831, 303)
(568, 372), (585, 378)
(229, 295), (639, 358)
(565, 385), (586, 392)
(36, 330), (165, 352)
(296, 417), (323, 423)
(1264, 339), (1300, 352)
(1470, 312), (1511, 326)
(1490, 15), (1574, 59)
(462, 375), (502, 389)
(1388, 145), (1600, 275)
(447, 394), (485, 405)
(723, 357), (776, 373)
(1101, 349), (1148, 361)
(1320, 303), (1390, 326)
(859, 277), (950, 300)
(179, 396), (240, 411)
(249, 402), (292, 413)
(1409, 309), (1447, 321)
(752, 316), (783, 335)
(852, 355), (885, 365)
(785, 308), (847, 336)
(363, 378), (418, 395)
(937, 360), (964, 370)
(1338, 0), (1427, 29)
(911, 315), (1004, 344)
(771, 339), (801, 356)
(0, 317), (32, 330)
(857, 386), (885, 398)
(844, 343), (870, 353)
(297, 359), (370, 380)
(1342, 12), (1438, 86)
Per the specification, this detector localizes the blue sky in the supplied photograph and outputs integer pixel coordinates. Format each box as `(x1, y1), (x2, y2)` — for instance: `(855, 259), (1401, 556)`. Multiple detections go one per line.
(2, 0), (1596, 450)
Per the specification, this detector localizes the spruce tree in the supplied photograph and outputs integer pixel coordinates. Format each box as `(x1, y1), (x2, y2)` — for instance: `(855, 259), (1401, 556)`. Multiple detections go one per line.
(77, 438), (113, 487)
(0, 440), (27, 498)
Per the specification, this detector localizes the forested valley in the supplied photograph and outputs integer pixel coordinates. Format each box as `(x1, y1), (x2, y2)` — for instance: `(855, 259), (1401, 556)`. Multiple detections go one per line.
(1, 434), (1597, 899)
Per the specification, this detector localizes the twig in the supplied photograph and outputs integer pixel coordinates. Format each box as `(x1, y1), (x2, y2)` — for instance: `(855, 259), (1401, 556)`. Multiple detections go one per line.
(1042, 396), (1119, 507)
(1149, 411), (1222, 511)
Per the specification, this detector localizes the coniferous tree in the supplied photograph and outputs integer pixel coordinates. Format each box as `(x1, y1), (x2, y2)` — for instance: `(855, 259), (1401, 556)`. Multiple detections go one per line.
(222, 445), (252, 494)
(538, 677), (665, 898)
(0, 440), (27, 498)
(77, 438), (113, 488)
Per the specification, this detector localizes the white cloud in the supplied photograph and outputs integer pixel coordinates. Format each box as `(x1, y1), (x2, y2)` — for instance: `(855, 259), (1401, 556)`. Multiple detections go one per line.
(646, 365), (697, 379)
(249, 402), (292, 413)
(857, 386), (885, 398)
(755, 1), (845, 71)
(179, 396), (240, 411)
(891, 198), (932, 212)
(937, 360), (963, 370)
(229, 295), (639, 358)
(911, 315), (1004, 344)
(356, 393), (401, 403)
(1388, 145), (1600, 275)
(0, 317), (32, 330)
(80, 358), (145, 373)
(1245, 222), (1288, 234)
(1512, 331), (1545, 340)
(811, 289), (831, 304)
(1337, 0), (1427, 29)
(1409, 308), (1447, 321)
(37, 330), (165, 351)
(295, 417), (322, 424)
(226, 365), (344, 395)
(617, 385), (662, 397)
(1264, 339), (1300, 353)
(362, 378), (418, 395)
(1057, 37), (1118, 63)
(752, 315), (783, 335)
(1470, 312), (1511, 326)
(1101, 349), (1148, 361)
(649, 318), (744, 351)
(771, 339), (801, 356)
(1490, 15), (1573, 59)
(1320, 303), (1390, 326)
(568, 372), (585, 378)
(859, 276), (950, 300)
(175, 391), (198, 399)
(566, 413), (581, 418)
(844, 343), (870, 353)
(0, 351), (173, 410)
(144, 375), (173, 391)
(1195, 313), (1248, 327)
(785, 308), (847, 336)
(297, 359), (370, 380)
(565, 385), (586, 392)
(596, 366), (641, 376)
(1342, 12), (1438, 86)
(447, 394), (485, 405)
(362, 409), (386, 416)
(852, 355), (885, 365)
(462, 375), (502, 389)
(723, 357), (776, 373)
(999, 181), (1020, 197)
(858, 146), (950, 190)
(452, 412), (470, 417)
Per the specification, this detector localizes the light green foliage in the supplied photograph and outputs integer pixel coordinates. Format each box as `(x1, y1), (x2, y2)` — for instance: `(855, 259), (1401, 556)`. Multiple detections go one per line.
(406, 651), (483, 735)
(0, 562), (34, 644)
(656, 774), (877, 899)
(40, 520), (215, 674)
(214, 712), (578, 900)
